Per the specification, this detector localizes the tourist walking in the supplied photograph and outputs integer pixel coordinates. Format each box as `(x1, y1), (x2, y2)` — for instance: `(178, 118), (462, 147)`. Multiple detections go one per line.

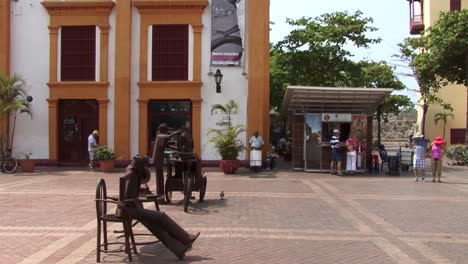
(88, 130), (98, 169)
(413, 132), (429, 182)
(431, 136), (445, 183)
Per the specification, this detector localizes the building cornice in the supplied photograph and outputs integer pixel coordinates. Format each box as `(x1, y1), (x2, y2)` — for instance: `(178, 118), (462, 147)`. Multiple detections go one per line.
(138, 81), (202, 89)
(48, 81), (109, 89)
(41, 1), (114, 16)
(133, 0), (208, 14)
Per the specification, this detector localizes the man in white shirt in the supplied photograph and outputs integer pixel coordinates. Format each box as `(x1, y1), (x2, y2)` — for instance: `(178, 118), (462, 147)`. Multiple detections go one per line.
(249, 131), (264, 150)
(249, 131), (264, 172)
(88, 130), (98, 169)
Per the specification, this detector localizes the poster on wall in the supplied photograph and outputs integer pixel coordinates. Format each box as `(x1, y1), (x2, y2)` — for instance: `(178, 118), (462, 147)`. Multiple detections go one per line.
(351, 114), (367, 169)
(211, 0), (245, 66)
(305, 114), (322, 167)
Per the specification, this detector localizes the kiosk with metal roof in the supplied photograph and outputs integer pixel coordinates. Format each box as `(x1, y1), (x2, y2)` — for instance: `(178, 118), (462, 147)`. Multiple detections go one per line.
(282, 86), (393, 172)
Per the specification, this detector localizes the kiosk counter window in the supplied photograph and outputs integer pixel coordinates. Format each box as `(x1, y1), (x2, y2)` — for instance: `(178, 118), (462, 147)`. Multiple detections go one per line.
(322, 123), (351, 142)
(304, 113), (368, 172)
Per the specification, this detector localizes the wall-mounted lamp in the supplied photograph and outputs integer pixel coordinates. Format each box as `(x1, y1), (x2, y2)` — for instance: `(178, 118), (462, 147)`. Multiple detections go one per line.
(214, 69), (223, 93)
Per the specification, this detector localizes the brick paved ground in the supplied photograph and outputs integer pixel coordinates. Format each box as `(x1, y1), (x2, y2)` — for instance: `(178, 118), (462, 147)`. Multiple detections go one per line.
(1, 164), (468, 263)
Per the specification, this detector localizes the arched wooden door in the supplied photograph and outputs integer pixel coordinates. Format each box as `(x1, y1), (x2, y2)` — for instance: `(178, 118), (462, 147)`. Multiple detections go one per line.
(58, 100), (99, 162)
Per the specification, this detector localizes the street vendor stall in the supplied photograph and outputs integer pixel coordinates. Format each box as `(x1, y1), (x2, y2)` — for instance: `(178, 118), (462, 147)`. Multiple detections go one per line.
(281, 86), (393, 172)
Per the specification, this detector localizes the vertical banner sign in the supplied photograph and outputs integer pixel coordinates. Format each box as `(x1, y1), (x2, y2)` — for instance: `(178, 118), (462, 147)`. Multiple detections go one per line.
(305, 114), (322, 169)
(211, 0), (245, 66)
(351, 115), (367, 169)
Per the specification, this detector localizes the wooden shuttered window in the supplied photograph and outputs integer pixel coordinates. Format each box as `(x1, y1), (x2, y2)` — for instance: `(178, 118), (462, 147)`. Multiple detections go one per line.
(61, 26), (96, 81)
(450, 0), (461, 11)
(152, 25), (189, 81)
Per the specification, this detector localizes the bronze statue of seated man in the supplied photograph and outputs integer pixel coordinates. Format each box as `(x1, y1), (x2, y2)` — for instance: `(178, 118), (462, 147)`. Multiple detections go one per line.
(117, 155), (200, 260)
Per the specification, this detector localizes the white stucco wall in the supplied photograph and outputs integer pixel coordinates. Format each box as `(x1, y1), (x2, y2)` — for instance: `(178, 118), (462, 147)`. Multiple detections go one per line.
(10, 0), (50, 159)
(200, 0), (249, 160)
(8, 0), (251, 161)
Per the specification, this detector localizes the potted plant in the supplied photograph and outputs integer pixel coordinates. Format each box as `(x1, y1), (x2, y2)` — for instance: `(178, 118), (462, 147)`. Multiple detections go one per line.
(208, 100), (245, 174)
(94, 145), (116, 172)
(20, 151), (35, 173)
(0, 74), (33, 171)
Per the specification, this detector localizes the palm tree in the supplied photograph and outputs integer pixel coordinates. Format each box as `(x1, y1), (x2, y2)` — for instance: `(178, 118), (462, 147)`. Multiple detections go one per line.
(0, 74), (32, 156)
(434, 111), (454, 139)
(208, 100), (245, 160)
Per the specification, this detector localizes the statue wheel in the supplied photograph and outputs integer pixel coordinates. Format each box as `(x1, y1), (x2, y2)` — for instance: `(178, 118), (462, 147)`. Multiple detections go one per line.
(183, 176), (193, 213)
(164, 181), (172, 203)
(199, 175), (207, 202)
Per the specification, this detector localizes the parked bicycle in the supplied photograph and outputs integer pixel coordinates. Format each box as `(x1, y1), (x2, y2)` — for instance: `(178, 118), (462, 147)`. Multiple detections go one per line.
(0, 148), (18, 174)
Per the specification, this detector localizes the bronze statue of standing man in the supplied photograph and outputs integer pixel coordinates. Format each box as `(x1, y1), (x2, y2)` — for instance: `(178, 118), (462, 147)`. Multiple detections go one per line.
(152, 123), (179, 197)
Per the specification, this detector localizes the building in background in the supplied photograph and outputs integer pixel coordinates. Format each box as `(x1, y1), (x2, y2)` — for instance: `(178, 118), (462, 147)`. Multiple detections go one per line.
(0, 0), (270, 163)
(406, 0), (467, 144)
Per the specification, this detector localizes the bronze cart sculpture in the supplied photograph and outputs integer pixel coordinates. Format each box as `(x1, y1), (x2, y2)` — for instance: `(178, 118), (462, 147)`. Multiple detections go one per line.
(164, 151), (207, 212)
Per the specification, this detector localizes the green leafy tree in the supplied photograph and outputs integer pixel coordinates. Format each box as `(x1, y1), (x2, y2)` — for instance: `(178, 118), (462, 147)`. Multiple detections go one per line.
(351, 61), (412, 144)
(0, 74), (32, 158)
(271, 11), (381, 101)
(270, 11), (412, 143)
(434, 111), (454, 139)
(424, 10), (468, 143)
(397, 37), (452, 136)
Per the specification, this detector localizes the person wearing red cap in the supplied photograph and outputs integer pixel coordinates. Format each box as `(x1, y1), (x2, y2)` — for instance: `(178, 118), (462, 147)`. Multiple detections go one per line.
(431, 136), (446, 183)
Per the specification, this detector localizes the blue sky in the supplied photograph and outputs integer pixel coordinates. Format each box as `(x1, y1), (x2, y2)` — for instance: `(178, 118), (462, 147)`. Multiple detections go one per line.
(270, 0), (419, 100)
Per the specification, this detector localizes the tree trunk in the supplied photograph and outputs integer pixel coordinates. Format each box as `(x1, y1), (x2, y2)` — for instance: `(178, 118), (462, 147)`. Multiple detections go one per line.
(465, 85), (468, 144)
(9, 112), (17, 151)
(443, 122), (446, 139)
(421, 100), (428, 136)
(376, 108), (382, 146)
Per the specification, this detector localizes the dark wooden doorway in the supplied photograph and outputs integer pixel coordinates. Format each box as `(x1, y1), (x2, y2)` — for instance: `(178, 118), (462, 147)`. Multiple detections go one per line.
(58, 100), (99, 162)
(148, 100), (192, 155)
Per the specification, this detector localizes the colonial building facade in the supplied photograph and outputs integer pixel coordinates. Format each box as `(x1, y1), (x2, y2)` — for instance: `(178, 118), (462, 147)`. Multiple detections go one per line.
(406, 0), (467, 144)
(0, 0), (270, 163)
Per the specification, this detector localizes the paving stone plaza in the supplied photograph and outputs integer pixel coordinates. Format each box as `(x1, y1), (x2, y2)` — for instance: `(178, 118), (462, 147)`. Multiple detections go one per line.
(1, 165), (468, 264)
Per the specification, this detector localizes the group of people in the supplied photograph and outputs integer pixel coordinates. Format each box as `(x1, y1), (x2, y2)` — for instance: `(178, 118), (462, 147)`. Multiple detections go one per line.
(330, 129), (363, 176)
(249, 131), (292, 171)
(411, 132), (445, 182)
(330, 129), (447, 182)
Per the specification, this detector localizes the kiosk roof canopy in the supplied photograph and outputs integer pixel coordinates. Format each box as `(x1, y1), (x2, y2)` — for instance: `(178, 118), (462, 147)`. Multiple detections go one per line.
(281, 86), (393, 114)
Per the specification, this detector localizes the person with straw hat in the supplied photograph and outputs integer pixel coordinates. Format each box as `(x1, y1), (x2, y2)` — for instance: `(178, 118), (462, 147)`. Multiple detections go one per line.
(431, 136), (446, 183)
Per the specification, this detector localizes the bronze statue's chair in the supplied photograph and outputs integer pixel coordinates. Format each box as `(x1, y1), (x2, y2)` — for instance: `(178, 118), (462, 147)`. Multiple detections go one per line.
(95, 178), (137, 262)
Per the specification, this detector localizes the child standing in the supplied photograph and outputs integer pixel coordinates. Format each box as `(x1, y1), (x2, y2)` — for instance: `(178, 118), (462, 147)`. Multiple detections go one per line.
(413, 132), (429, 182)
(431, 136), (445, 183)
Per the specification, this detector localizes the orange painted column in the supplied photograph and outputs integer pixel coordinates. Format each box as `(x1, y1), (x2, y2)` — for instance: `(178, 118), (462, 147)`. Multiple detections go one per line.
(0, 0), (10, 75)
(47, 99), (59, 160)
(192, 24), (203, 82)
(98, 99), (109, 146)
(138, 99), (149, 155)
(0, 1), (10, 146)
(247, 0), (270, 156)
(99, 25), (110, 82)
(48, 26), (59, 82)
(192, 99), (202, 156)
(114, 0), (132, 158)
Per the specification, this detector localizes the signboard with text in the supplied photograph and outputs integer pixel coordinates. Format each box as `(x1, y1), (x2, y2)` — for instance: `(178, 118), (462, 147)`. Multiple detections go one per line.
(321, 113), (352, 122)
